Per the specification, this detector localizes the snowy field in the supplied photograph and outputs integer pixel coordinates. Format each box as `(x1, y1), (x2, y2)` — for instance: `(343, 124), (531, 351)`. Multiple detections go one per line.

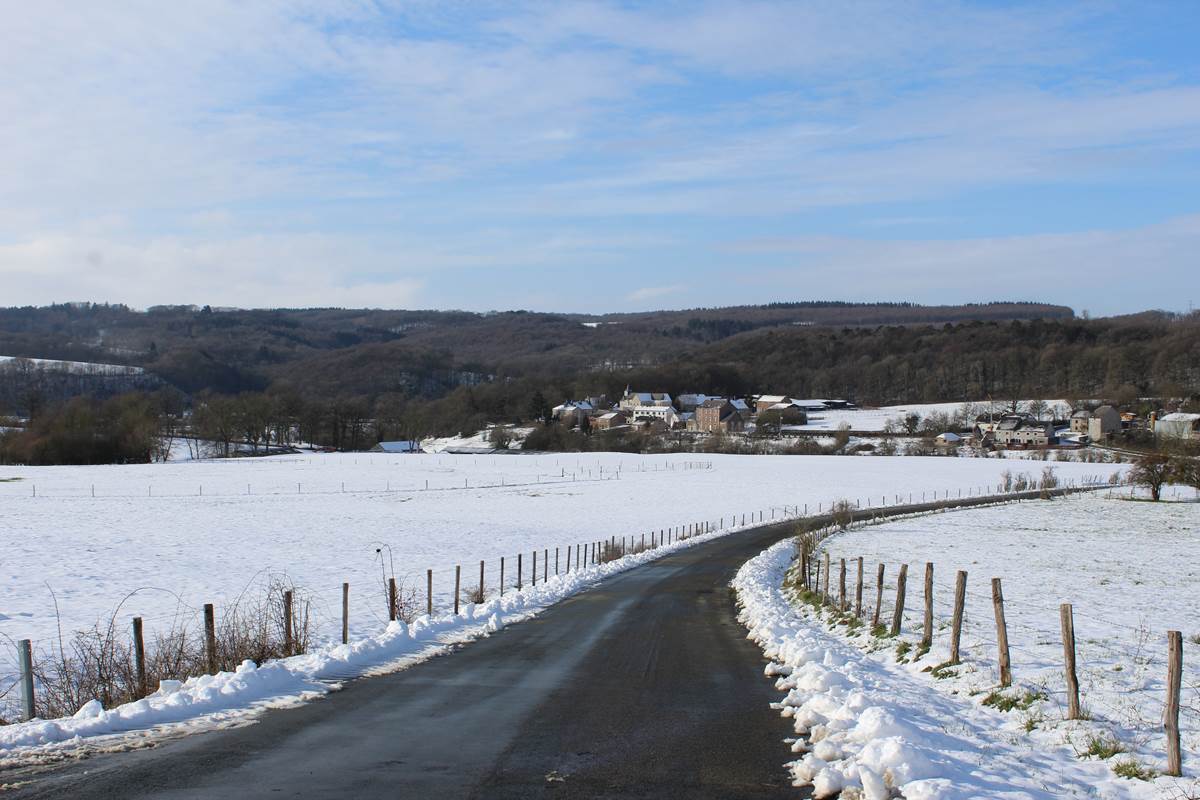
(798, 399), (1070, 431)
(777, 492), (1199, 797)
(0, 454), (1111, 699)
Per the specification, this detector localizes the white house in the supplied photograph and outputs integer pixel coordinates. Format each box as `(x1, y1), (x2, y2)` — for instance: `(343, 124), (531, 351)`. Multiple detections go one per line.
(631, 405), (679, 427)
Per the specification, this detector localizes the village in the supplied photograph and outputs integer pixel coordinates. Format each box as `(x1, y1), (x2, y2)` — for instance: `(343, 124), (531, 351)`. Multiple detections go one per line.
(535, 388), (1200, 452)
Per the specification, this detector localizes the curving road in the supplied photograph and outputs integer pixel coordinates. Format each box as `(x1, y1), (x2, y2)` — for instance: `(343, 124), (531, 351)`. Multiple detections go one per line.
(5, 519), (807, 799)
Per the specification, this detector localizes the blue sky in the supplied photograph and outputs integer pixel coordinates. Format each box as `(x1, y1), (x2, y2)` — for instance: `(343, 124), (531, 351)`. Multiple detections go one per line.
(1, 1), (1198, 316)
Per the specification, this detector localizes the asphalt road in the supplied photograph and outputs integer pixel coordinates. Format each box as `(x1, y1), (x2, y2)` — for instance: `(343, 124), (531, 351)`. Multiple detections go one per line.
(6, 519), (808, 799)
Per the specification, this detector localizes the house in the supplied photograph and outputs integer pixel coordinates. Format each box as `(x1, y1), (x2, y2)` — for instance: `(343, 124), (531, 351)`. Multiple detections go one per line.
(759, 402), (808, 427)
(1070, 405), (1121, 440)
(992, 415), (1054, 448)
(1155, 412), (1200, 441)
(371, 440), (422, 454)
(730, 398), (751, 416)
(695, 398), (745, 434)
(552, 400), (595, 425)
(631, 405), (679, 428)
(934, 432), (962, 446)
(592, 410), (629, 431)
(619, 387), (673, 412)
(1087, 405), (1121, 441)
(754, 395), (793, 416)
(676, 393), (713, 411)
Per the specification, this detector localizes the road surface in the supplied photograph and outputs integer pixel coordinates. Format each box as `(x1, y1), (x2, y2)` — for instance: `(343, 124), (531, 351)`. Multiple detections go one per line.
(6, 519), (807, 799)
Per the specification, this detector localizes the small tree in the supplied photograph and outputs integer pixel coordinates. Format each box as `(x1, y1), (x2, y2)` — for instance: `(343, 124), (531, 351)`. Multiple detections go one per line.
(1130, 453), (1172, 501)
(527, 391), (552, 426)
(487, 425), (513, 450)
(902, 413), (921, 435)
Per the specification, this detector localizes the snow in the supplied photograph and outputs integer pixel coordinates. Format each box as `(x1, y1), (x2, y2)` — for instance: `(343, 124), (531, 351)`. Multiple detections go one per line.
(0, 355), (144, 375)
(798, 400), (1072, 432)
(0, 530), (732, 760)
(734, 492), (1199, 798)
(0, 453), (1111, 756)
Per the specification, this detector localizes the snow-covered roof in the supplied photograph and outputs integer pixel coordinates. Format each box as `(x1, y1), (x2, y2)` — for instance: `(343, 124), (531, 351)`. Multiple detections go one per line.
(730, 399), (750, 411)
(936, 432), (961, 441)
(373, 441), (421, 453)
(756, 394), (790, 404)
(1160, 412), (1200, 422)
(597, 411), (625, 421)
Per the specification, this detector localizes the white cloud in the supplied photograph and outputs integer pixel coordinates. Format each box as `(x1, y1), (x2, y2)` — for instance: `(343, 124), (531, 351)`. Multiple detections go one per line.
(626, 285), (685, 303)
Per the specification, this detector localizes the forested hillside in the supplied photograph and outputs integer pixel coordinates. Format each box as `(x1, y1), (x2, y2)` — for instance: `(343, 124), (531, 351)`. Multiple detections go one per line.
(2, 302), (1198, 454)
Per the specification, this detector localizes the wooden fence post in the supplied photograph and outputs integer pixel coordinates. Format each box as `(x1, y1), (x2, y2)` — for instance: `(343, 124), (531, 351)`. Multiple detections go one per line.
(873, 564), (885, 628)
(283, 590), (294, 656)
(992, 578), (1012, 687)
(1060, 603), (1081, 720)
(921, 562), (933, 649)
(454, 566), (461, 615)
(890, 564), (908, 636)
(556, 547), (560, 574)
(1165, 630), (1183, 776)
(19, 638), (36, 720)
(479, 560), (485, 602)
(518, 553), (523, 589)
(426, 570), (433, 616)
(204, 603), (217, 673)
(822, 552), (831, 604)
(500, 557), (505, 595)
(855, 557), (863, 618)
(133, 617), (147, 697)
(950, 571), (966, 664)
(814, 561), (822, 602)
(532, 551), (538, 586)
(544, 548), (549, 582)
(839, 558), (847, 612)
(342, 583), (350, 644)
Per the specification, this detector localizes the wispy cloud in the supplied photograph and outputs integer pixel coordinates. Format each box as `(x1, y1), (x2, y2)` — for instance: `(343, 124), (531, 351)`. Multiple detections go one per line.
(626, 285), (685, 304)
(0, 2), (1197, 312)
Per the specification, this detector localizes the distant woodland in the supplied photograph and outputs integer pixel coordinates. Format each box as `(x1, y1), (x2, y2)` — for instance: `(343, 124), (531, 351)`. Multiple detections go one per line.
(1, 301), (1198, 461)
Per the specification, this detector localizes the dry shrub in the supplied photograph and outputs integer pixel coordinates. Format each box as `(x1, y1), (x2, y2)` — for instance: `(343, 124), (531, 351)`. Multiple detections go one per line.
(6, 575), (311, 721)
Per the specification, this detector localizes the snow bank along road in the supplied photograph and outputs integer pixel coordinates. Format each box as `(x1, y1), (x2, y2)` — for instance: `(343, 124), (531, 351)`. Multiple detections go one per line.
(5, 516), (815, 799)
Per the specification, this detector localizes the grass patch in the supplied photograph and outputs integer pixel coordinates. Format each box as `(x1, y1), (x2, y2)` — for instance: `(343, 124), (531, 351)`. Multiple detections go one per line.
(1082, 733), (1127, 760)
(1111, 758), (1154, 781)
(870, 623), (889, 638)
(895, 641), (912, 662)
(982, 689), (1046, 712)
(929, 662), (959, 680)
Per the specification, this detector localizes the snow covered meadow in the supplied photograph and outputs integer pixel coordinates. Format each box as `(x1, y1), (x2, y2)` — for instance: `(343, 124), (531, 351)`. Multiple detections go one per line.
(738, 491), (1199, 798)
(797, 399), (1071, 432)
(0, 455), (1107, 695)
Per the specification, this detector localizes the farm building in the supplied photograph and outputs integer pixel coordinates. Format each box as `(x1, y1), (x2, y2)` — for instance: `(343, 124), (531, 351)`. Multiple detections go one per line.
(1155, 412), (1200, 441)
(371, 441), (422, 454)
